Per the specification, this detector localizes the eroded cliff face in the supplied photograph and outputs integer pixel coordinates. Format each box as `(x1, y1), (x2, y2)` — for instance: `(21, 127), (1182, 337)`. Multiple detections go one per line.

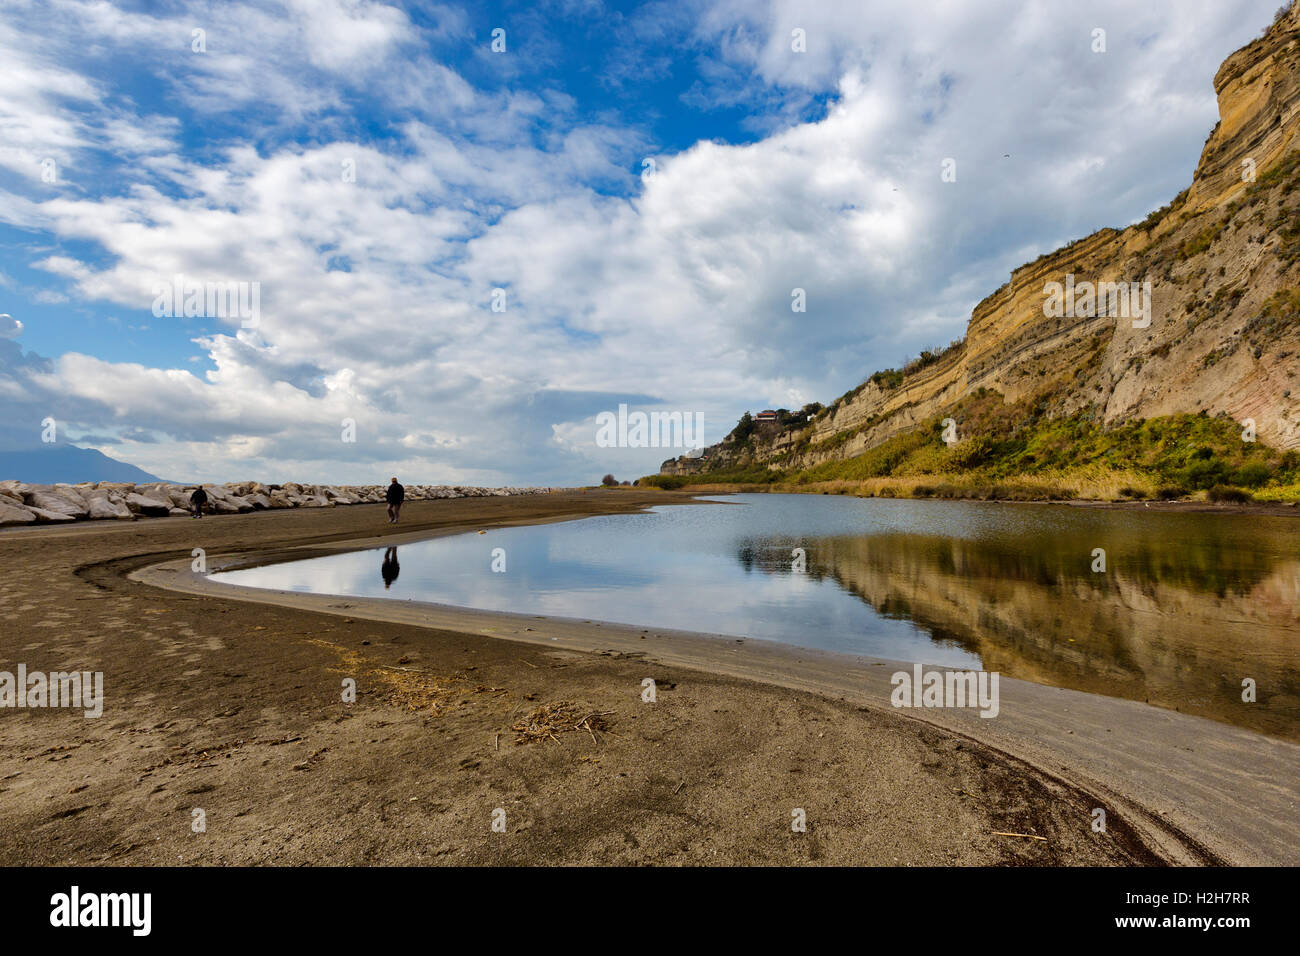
(665, 4), (1300, 477)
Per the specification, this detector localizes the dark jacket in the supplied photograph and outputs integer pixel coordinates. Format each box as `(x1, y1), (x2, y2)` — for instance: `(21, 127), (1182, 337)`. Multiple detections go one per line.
(190, 487), (208, 505)
(386, 482), (405, 504)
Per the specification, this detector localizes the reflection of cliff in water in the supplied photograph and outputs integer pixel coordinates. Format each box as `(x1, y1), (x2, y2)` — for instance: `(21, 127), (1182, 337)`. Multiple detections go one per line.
(738, 531), (1300, 741)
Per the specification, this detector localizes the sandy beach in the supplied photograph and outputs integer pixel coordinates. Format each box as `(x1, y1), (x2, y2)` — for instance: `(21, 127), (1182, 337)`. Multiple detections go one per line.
(1, 490), (1294, 866)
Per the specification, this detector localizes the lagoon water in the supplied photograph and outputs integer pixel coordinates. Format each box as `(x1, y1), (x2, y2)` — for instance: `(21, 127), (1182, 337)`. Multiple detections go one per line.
(214, 494), (1300, 738)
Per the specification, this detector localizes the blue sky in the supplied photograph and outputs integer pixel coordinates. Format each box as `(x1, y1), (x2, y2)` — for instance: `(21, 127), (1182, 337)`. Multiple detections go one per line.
(0, 0), (1287, 484)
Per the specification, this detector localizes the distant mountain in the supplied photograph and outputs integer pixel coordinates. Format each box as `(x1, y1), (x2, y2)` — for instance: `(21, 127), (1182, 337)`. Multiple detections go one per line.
(0, 446), (166, 484)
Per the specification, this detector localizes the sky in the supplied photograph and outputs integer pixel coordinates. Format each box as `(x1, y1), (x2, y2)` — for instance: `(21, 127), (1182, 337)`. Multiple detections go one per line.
(0, 0), (1288, 485)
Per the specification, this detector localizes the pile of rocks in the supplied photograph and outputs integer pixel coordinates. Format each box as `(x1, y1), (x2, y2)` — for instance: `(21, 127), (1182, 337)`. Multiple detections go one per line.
(0, 480), (558, 527)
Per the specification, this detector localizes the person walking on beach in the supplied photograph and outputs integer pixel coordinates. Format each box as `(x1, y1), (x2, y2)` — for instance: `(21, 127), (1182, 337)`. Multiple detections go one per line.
(190, 485), (208, 518)
(386, 477), (404, 524)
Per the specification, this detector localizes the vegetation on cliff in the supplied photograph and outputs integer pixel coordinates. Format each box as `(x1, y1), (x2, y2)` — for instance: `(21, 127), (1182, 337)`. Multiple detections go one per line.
(646, 392), (1300, 502)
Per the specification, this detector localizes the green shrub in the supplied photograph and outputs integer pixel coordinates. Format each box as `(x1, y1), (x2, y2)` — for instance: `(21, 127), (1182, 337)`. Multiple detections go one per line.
(1176, 458), (1232, 489)
(640, 474), (693, 490)
(1208, 485), (1253, 503)
(1137, 188), (1189, 232)
(1177, 222), (1221, 259)
(1262, 288), (1300, 321)
(946, 435), (996, 470)
(1231, 462), (1273, 487)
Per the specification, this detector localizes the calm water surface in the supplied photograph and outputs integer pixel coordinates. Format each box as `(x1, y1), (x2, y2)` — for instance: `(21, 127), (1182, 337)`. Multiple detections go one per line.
(214, 495), (1300, 738)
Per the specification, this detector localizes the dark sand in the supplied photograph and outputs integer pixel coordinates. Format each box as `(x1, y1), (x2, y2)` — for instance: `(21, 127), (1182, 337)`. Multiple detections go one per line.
(0, 490), (1290, 865)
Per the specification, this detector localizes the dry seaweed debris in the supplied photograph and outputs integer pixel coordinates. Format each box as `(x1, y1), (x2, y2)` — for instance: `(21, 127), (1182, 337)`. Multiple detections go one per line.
(512, 701), (613, 745)
(305, 638), (461, 714)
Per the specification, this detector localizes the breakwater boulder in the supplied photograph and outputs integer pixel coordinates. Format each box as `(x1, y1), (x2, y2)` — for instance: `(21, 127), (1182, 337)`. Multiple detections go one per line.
(0, 479), (560, 526)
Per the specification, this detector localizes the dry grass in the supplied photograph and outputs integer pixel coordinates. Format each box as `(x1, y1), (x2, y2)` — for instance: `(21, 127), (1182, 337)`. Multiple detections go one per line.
(1252, 481), (1300, 502)
(511, 701), (613, 745)
(999, 466), (1158, 500)
(671, 467), (1160, 502)
(306, 638), (462, 714)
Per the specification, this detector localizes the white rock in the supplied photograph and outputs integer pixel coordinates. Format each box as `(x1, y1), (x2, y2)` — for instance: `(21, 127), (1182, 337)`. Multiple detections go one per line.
(1, 477), (550, 522)
(27, 506), (76, 523)
(25, 490), (88, 518)
(138, 483), (174, 503)
(87, 497), (133, 520)
(124, 493), (172, 517)
(53, 484), (90, 506)
(166, 488), (193, 509)
(0, 500), (37, 526)
(93, 482), (137, 494)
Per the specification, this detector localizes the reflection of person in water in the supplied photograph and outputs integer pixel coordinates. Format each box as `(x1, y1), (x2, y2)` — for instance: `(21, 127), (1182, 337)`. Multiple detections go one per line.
(381, 547), (400, 589)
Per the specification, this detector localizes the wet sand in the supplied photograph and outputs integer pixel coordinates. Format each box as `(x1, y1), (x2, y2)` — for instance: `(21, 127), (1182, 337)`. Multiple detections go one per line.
(1, 490), (1293, 865)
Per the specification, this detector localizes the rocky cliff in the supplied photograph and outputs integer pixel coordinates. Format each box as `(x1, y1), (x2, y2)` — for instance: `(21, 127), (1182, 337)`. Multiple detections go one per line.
(665, 3), (1300, 478)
